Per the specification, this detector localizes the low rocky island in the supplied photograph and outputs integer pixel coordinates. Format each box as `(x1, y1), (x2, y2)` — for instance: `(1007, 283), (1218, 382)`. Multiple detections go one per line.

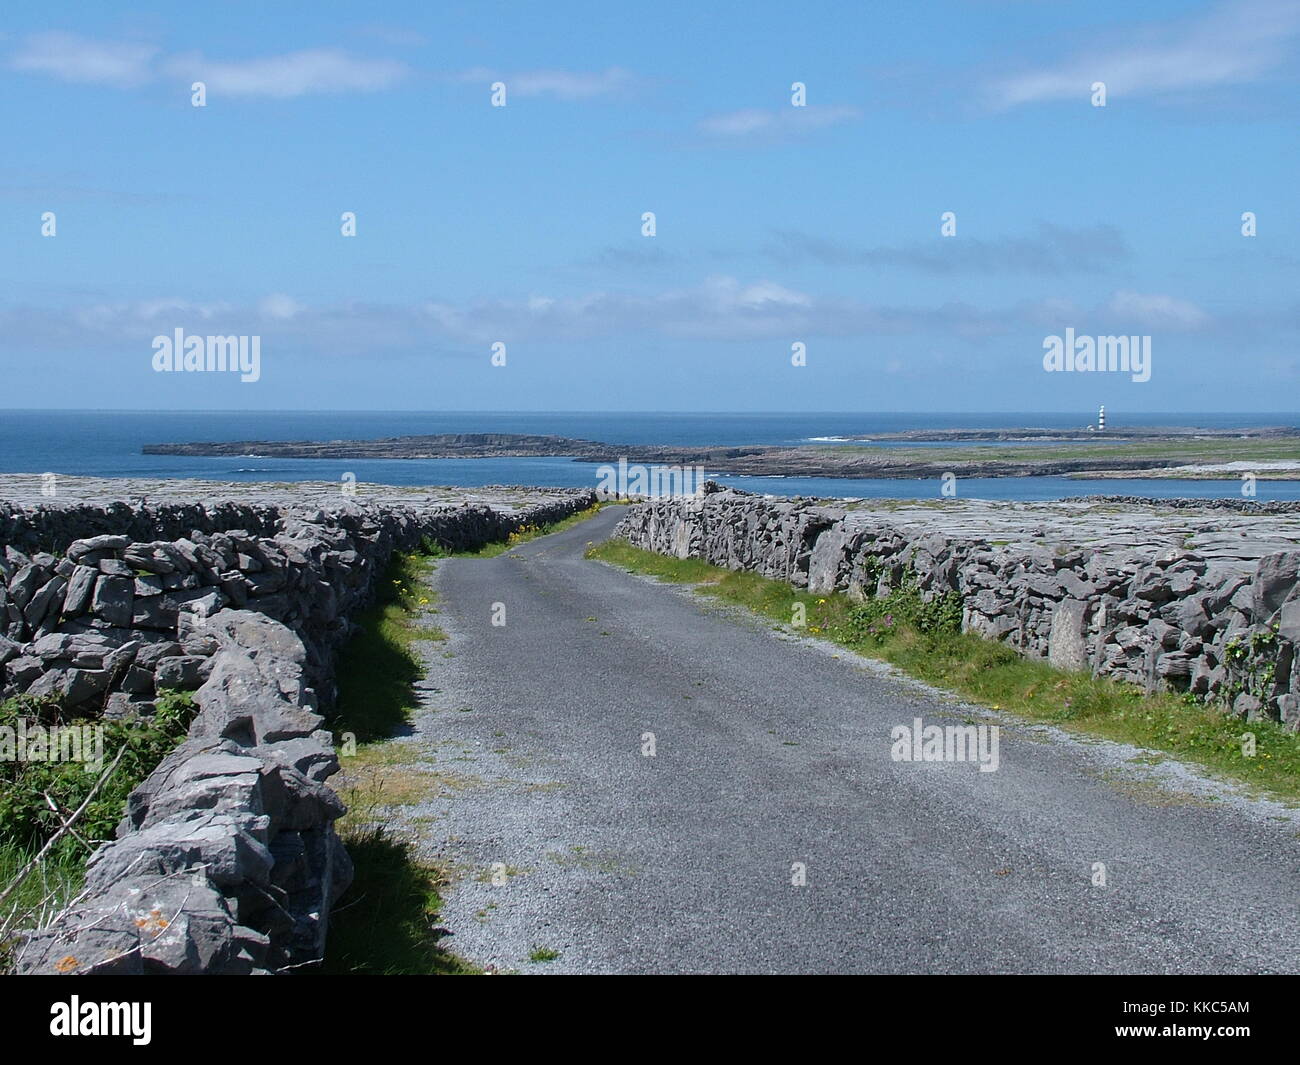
(143, 427), (1300, 480)
(144, 432), (612, 461)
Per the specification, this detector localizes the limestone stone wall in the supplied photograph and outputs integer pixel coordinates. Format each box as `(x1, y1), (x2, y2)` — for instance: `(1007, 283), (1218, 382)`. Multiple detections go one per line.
(616, 486), (1300, 730)
(4, 487), (595, 974)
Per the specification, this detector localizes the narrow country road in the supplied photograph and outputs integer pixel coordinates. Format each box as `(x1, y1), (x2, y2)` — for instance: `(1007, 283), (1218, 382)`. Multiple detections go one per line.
(396, 507), (1300, 974)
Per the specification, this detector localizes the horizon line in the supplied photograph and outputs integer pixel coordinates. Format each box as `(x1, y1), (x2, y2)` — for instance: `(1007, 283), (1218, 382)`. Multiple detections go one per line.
(3, 408), (1299, 418)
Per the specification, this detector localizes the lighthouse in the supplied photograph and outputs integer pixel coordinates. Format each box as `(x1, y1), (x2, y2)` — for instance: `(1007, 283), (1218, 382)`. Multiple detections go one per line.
(1098, 405), (1105, 433)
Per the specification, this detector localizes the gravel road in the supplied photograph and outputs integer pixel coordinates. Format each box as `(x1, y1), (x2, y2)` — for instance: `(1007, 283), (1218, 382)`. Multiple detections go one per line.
(394, 506), (1300, 974)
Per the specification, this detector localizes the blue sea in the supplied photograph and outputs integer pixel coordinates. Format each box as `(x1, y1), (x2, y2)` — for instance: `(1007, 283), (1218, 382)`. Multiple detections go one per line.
(1, 410), (1298, 502)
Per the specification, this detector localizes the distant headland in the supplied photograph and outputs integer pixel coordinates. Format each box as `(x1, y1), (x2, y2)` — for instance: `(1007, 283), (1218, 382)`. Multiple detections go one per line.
(143, 427), (1300, 481)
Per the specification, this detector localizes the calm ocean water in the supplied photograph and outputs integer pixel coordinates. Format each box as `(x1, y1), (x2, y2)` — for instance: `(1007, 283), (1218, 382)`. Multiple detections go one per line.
(1, 410), (1298, 502)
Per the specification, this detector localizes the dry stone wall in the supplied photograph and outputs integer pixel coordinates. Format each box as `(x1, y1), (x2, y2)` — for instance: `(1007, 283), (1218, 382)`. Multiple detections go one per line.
(4, 487), (595, 974)
(616, 486), (1300, 730)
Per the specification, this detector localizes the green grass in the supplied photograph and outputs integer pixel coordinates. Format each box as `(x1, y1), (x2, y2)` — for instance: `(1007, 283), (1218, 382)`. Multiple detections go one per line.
(325, 549), (479, 974)
(528, 945), (561, 962)
(816, 436), (1300, 467)
(581, 540), (724, 584)
(0, 688), (197, 971)
(587, 539), (1300, 803)
(330, 514), (606, 974)
(427, 503), (605, 559)
(331, 553), (445, 743)
(0, 841), (84, 971)
(321, 822), (478, 975)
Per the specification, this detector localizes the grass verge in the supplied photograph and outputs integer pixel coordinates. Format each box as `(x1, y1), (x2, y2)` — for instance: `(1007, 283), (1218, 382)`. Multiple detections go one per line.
(331, 553), (446, 743)
(324, 549), (478, 974)
(322, 794), (477, 975)
(325, 504), (608, 973)
(587, 538), (1300, 804)
(427, 502), (607, 559)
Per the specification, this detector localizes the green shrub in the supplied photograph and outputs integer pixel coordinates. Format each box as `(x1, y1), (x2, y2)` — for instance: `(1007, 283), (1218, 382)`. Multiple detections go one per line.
(0, 690), (196, 860)
(838, 584), (963, 645)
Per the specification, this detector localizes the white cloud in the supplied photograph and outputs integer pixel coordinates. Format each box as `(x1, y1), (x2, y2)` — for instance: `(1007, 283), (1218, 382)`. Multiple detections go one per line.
(259, 294), (303, 320)
(510, 67), (633, 99)
(707, 276), (812, 309)
(8, 34), (408, 98)
(9, 32), (158, 88)
(417, 275), (831, 342)
(129, 299), (228, 322)
(699, 109), (773, 137)
(987, 0), (1300, 108)
(454, 66), (634, 99)
(697, 105), (860, 139)
(0, 283), (1221, 357)
(164, 48), (408, 98)
(0, 280), (864, 354)
(1106, 290), (1210, 330)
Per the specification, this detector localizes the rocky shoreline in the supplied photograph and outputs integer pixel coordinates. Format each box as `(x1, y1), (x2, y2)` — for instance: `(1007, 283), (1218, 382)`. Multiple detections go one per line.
(139, 428), (1300, 481)
(142, 432), (610, 461)
(854, 425), (1299, 442)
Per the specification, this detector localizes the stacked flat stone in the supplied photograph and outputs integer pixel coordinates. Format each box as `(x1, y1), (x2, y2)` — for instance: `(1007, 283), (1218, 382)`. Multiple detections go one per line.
(3, 486), (595, 974)
(616, 485), (1300, 730)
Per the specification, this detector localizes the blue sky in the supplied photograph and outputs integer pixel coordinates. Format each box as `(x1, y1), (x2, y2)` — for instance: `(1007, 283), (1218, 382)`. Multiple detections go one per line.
(0, 0), (1297, 412)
